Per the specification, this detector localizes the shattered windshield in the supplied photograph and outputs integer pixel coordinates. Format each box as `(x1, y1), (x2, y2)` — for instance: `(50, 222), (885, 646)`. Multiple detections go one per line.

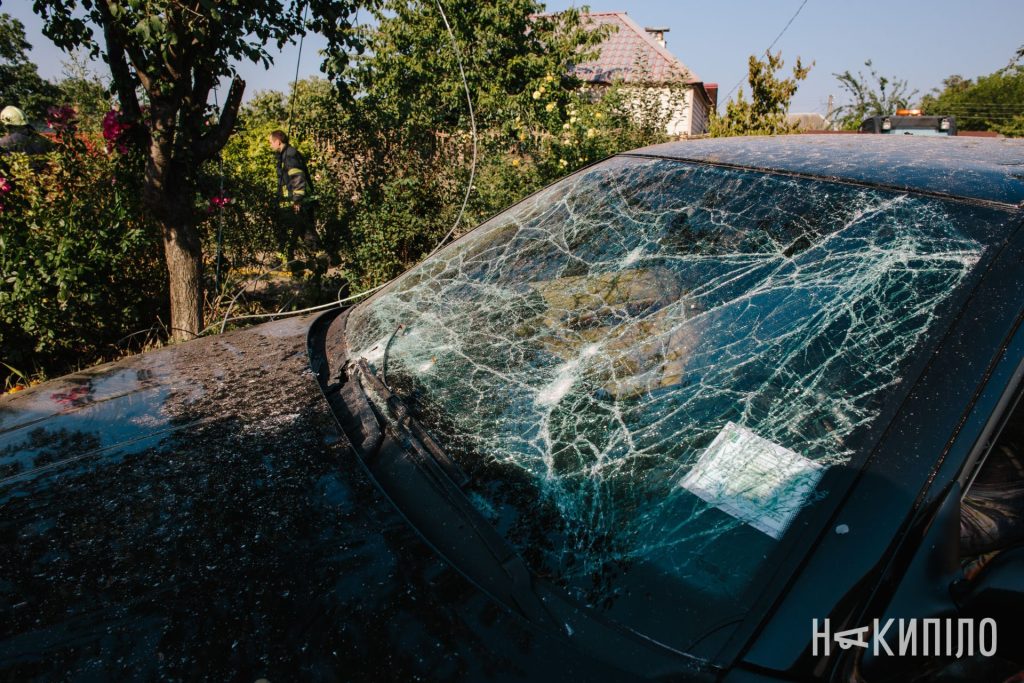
(345, 156), (1008, 651)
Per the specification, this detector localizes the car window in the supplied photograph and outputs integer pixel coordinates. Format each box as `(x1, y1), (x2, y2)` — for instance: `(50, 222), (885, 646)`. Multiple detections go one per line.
(344, 156), (1015, 653)
(961, 394), (1024, 560)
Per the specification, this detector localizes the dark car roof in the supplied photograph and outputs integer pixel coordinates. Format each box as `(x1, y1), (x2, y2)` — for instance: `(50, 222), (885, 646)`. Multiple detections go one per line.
(631, 135), (1024, 207)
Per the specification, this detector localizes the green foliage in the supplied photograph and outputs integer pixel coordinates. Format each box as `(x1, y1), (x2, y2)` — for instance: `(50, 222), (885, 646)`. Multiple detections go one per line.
(0, 128), (165, 387)
(832, 60), (917, 130)
(919, 58), (1024, 136)
(316, 1), (675, 289)
(708, 51), (811, 137)
(0, 13), (61, 122)
(56, 50), (113, 132)
(31, 0), (364, 338)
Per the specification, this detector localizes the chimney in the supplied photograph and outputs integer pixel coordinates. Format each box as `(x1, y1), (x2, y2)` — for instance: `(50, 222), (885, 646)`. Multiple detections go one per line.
(644, 26), (669, 49)
(705, 83), (718, 111)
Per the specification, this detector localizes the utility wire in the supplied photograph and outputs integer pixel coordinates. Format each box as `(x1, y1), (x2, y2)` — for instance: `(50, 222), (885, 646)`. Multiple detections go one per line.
(205, 0), (480, 335)
(425, 0), (479, 257)
(212, 85), (226, 295)
(287, 1), (311, 136)
(719, 0), (810, 110)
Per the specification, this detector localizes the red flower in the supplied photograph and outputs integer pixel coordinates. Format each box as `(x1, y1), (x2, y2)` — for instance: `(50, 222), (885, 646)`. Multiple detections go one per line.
(51, 385), (91, 406)
(0, 177), (11, 193)
(207, 195), (232, 212)
(46, 105), (78, 134)
(102, 110), (133, 153)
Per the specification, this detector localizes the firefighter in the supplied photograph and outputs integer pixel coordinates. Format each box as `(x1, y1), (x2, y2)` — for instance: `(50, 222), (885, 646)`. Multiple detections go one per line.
(268, 129), (322, 272)
(0, 106), (54, 156)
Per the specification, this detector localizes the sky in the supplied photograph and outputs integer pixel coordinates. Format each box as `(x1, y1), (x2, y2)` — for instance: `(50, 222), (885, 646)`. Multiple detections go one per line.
(4, 0), (1023, 114)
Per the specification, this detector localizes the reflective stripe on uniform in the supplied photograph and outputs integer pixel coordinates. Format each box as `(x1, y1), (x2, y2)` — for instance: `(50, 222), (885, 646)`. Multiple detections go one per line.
(287, 168), (303, 176)
(292, 189), (305, 195)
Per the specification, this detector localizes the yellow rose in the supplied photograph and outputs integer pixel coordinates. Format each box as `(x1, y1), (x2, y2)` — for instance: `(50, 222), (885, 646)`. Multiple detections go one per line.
(545, 102), (556, 112)
(532, 90), (541, 99)
(595, 112), (604, 120)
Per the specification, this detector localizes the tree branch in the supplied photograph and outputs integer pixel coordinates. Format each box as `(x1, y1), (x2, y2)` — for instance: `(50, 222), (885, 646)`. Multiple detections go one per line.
(194, 76), (245, 162)
(95, 0), (142, 121)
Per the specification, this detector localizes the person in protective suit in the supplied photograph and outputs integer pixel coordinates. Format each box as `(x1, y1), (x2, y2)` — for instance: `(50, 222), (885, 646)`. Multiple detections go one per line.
(0, 106), (55, 157)
(268, 129), (322, 272)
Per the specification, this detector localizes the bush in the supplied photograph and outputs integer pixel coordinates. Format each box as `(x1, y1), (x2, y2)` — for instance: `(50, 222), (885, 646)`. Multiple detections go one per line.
(0, 120), (165, 386)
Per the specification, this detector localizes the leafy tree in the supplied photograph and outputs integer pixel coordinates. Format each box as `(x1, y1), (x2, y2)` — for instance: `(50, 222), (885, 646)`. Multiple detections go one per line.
(0, 13), (60, 122)
(919, 56), (1024, 136)
(317, 1), (673, 288)
(708, 51), (811, 137)
(832, 60), (917, 130)
(56, 50), (113, 131)
(31, 0), (362, 340)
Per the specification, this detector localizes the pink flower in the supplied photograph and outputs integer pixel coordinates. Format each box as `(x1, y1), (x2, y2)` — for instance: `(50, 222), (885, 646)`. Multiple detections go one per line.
(0, 177), (11, 193)
(206, 195), (232, 213)
(46, 105), (78, 134)
(102, 110), (132, 153)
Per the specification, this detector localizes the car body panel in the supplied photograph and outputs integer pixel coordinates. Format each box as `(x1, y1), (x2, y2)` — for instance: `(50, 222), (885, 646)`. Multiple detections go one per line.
(633, 135), (1024, 206)
(737, 209), (1024, 677)
(3, 136), (1024, 681)
(0, 316), (621, 681)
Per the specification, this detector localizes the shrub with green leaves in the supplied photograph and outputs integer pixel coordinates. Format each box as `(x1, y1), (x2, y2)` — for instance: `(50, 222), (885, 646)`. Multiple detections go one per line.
(0, 125), (165, 385)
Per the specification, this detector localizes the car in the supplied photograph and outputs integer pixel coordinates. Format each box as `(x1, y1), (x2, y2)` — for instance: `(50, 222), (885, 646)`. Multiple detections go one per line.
(859, 111), (957, 136)
(2, 135), (1024, 682)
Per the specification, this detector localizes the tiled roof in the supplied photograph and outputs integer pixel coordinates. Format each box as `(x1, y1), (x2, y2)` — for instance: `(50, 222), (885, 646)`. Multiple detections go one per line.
(570, 12), (699, 85)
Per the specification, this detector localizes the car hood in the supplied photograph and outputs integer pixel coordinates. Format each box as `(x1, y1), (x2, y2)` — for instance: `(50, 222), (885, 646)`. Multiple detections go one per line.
(0, 314), (616, 681)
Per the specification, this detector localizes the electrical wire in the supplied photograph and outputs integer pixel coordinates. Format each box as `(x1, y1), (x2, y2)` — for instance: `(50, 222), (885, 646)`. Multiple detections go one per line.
(212, 85), (226, 294)
(203, 279), (388, 337)
(425, 0), (479, 257)
(287, 1), (311, 137)
(719, 0), (810, 110)
(202, 0), (480, 336)
(217, 256), (301, 335)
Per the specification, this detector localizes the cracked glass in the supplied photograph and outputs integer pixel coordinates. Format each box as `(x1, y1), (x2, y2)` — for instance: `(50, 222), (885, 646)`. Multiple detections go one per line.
(345, 155), (1009, 650)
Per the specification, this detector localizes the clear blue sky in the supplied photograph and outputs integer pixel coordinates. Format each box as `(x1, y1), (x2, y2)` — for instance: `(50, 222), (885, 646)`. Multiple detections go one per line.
(5, 0), (1023, 114)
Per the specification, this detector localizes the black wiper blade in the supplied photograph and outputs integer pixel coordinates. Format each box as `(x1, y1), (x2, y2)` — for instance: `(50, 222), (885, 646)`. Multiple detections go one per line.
(327, 356), (710, 679)
(339, 358), (555, 627)
(356, 359), (469, 488)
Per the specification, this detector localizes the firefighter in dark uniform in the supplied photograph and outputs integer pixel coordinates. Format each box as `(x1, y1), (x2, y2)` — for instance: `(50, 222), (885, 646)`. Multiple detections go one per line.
(268, 129), (321, 270)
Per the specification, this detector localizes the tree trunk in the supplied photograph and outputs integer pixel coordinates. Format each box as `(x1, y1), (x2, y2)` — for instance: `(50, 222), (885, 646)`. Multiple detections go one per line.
(162, 214), (204, 342)
(143, 113), (205, 343)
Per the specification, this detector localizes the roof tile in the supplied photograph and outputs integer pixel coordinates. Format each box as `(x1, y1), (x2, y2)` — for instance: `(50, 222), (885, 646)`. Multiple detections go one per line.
(570, 12), (699, 85)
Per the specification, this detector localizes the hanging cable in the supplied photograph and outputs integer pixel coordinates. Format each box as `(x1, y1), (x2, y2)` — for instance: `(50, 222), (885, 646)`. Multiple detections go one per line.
(203, 0), (480, 335)
(212, 85), (226, 295)
(287, 1), (311, 137)
(426, 0), (478, 257)
(719, 0), (810, 110)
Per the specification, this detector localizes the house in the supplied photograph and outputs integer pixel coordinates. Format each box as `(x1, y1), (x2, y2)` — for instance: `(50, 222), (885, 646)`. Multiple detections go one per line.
(785, 112), (834, 131)
(569, 12), (717, 137)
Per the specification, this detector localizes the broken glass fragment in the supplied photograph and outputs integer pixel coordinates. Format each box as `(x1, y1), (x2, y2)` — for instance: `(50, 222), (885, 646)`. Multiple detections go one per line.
(345, 156), (1006, 648)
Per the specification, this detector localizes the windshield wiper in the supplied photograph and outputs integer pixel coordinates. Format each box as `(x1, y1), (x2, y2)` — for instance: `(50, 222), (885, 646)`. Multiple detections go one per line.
(328, 355), (709, 680)
(356, 358), (468, 487)
(343, 358), (553, 624)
